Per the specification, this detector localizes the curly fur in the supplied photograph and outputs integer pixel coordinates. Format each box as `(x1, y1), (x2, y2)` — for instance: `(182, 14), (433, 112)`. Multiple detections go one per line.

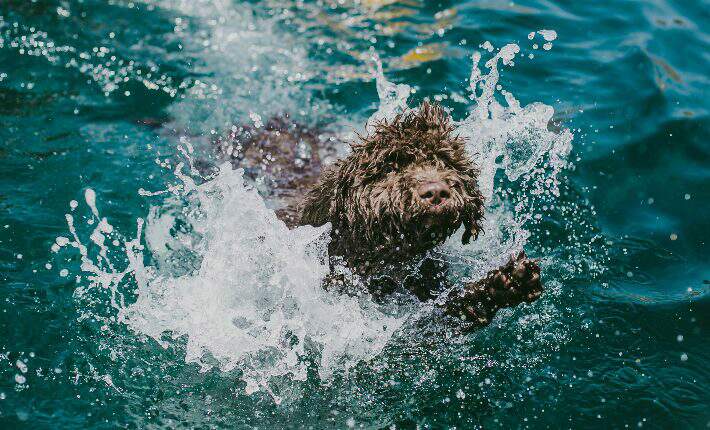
(212, 102), (542, 330)
(299, 102), (485, 269)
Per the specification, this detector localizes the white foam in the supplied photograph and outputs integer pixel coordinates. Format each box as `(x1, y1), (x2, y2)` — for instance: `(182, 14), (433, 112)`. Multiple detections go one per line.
(66, 159), (406, 401)
(137, 165), (405, 394)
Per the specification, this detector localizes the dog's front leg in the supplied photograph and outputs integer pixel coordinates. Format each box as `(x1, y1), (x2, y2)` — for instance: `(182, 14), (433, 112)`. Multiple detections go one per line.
(441, 252), (542, 331)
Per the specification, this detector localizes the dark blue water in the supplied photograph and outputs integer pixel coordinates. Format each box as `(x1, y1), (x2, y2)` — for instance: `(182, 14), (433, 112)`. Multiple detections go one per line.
(1, 0), (708, 428)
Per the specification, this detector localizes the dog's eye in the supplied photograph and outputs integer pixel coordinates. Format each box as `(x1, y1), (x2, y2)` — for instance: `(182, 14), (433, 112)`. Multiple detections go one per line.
(382, 153), (412, 173)
(437, 150), (469, 170)
(448, 179), (462, 189)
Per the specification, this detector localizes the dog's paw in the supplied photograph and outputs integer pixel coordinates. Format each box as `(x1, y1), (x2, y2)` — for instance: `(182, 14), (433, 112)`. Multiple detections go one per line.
(443, 251), (542, 328)
(486, 251), (542, 306)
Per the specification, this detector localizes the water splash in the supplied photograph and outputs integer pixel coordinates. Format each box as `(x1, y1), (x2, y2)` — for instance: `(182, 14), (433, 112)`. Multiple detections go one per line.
(365, 51), (412, 133)
(463, 43), (572, 201)
(57, 36), (574, 401)
(61, 161), (405, 402)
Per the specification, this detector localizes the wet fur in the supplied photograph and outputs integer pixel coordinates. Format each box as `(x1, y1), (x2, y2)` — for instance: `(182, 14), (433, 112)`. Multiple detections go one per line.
(299, 102), (484, 270)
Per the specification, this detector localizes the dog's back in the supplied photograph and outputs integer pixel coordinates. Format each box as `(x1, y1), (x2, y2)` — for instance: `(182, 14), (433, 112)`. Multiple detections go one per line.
(215, 116), (339, 226)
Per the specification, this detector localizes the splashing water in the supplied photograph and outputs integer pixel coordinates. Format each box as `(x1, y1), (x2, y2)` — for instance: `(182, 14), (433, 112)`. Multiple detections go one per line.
(65, 163), (406, 401)
(57, 37), (573, 400)
(464, 43), (572, 200)
(365, 51), (413, 134)
(442, 42), (573, 275)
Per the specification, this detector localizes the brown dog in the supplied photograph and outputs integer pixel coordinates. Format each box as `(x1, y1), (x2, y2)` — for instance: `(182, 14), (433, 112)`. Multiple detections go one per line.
(219, 102), (542, 331)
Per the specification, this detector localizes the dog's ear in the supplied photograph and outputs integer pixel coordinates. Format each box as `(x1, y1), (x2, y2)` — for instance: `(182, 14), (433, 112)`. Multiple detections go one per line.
(461, 182), (485, 245)
(298, 162), (343, 227)
(461, 217), (478, 244)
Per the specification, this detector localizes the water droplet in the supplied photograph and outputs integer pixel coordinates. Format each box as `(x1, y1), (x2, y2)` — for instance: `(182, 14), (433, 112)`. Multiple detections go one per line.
(537, 29), (558, 41)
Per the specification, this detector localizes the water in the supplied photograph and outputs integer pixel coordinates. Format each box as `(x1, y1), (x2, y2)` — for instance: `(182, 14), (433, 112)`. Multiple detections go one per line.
(1, 0), (708, 428)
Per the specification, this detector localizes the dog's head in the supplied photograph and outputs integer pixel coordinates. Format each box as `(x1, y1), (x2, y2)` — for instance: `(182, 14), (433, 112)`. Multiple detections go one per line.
(300, 102), (484, 261)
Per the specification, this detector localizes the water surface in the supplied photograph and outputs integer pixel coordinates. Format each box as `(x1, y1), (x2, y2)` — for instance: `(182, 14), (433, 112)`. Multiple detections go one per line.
(1, 0), (708, 428)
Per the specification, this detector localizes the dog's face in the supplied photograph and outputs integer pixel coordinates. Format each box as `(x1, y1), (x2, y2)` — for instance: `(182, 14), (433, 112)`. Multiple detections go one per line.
(300, 102), (484, 261)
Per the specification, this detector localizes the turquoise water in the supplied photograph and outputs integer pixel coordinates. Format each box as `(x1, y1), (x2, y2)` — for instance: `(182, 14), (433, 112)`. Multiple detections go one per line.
(1, 0), (708, 428)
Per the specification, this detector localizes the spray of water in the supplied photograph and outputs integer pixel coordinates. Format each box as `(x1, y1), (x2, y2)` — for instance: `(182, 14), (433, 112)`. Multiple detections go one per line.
(439, 43), (573, 277)
(56, 37), (573, 400)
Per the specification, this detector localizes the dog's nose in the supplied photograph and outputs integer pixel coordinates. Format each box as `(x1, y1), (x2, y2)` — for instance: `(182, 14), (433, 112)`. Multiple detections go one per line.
(417, 181), (451, 205)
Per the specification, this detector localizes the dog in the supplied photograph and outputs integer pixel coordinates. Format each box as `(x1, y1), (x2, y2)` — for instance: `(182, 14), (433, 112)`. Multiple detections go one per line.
(219, 102), (542, 331)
